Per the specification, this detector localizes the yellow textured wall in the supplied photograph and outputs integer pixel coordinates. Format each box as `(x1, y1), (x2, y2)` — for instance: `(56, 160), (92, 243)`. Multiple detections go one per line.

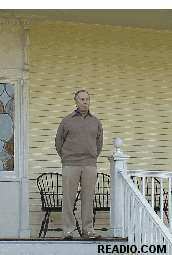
(29, 20), (172, 237)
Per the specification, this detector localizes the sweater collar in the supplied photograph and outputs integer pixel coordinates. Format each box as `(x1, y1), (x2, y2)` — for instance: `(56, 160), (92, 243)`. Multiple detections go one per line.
(72, 109), (92, 118)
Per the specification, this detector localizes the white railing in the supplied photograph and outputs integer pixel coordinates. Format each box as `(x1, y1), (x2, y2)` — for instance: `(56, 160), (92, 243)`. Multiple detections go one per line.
(127, 169), (172, 231)
(121, 169), (172, 255)
(107, 138), (172, 255)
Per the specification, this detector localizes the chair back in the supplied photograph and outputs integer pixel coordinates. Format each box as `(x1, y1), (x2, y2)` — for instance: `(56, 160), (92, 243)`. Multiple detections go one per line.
(37, 173), (63, 211)
(93, 173), (110, 211)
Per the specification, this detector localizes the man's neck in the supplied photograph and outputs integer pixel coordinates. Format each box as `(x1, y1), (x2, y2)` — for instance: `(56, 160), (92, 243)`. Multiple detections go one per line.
(77, 108), (88, 116)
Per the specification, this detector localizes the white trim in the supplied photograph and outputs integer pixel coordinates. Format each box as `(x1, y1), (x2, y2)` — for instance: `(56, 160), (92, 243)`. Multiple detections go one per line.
(0, 79), (18, 178)
(0, 230), (20, 238)
(0, 19), (31, 27)
(0, 69), (28, 79)
(0, 22), (30, 238)
(127, 169), (172, 178)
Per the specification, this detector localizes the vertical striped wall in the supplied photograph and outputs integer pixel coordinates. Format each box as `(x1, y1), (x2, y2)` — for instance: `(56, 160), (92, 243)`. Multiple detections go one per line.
(29, 20), (172, 237)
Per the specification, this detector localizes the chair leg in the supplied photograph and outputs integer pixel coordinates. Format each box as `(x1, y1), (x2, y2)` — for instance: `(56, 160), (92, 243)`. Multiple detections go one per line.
(38, 211), (48, 238)
(73, 209), (82, 237)
(73, 189), (82, 237)
(43, 211), (51, 237)
(93, 209), (96, 227)
(76, 216), (82, 237)
(38, 211), (51, 238)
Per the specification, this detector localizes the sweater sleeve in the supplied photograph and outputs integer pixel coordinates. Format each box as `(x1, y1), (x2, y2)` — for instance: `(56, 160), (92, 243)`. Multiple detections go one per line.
(96, 121), (103, 157)
(55, 119), (65, 158)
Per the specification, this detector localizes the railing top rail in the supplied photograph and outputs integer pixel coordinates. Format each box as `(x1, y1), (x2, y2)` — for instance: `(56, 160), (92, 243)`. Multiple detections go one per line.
(127, 169), (172, 178)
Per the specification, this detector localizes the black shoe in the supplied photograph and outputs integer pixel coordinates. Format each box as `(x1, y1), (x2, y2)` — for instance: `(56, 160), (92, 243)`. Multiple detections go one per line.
(63, 232), (73, 240)
(82, 231), (102, 240)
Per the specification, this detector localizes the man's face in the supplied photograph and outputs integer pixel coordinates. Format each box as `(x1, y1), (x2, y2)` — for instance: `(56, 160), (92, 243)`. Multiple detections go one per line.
(75, 92), (90, 112)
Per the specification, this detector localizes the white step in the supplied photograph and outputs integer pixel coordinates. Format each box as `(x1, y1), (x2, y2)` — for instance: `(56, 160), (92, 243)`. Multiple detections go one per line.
(0, 238), (128, 255)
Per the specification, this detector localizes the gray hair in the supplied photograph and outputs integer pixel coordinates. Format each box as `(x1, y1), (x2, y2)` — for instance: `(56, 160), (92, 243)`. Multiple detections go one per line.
(74, 90), (90, 101)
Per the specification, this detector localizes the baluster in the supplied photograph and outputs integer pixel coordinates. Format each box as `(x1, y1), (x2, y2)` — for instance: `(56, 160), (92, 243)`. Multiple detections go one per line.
(160, 178), (163, 221)
(152, 224), (156, 253)
(147, 217), (151, 247)
(135, 201), (139, 246)
(151, 177), (154, 208)
(169, 243), (172, 255)
(127, 188), (131, 240)
(160, 233), (163, 245)
(164, 240), (169, 255)
(150, 219), (153, 244)
(153, 224), (158, 252)
(124, 185), (128, 236)
(168, 178), (171, 230)
(142, 176), (145, 198)
(142, 209), (146, 244)
(157, 229), (161, 246)
(129, 195), (135, 244)
(135, 202), (141, 249)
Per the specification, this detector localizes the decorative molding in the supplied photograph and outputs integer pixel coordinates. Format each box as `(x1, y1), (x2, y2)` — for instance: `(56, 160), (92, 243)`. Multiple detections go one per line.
(23, 20), (31, 30)
(0, 69), (29, 80)
(23, 25), (30, 71)
(21, 79), (29, 179)
(0, 19), (21, 25)
(0, 19), (31, 27)
(0, 69), (23, 79)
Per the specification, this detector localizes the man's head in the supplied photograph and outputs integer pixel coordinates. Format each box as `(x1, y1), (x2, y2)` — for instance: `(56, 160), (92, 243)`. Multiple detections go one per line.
(74, 90), (90, 114)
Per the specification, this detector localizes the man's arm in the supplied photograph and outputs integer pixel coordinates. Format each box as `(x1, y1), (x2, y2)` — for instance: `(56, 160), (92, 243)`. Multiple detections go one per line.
(55, 119), (64, 158)
(96, 121), (103, 157)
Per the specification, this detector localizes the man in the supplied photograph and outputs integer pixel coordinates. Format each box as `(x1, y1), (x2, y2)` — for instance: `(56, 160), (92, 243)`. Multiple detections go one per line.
(55, 90), (103, 240)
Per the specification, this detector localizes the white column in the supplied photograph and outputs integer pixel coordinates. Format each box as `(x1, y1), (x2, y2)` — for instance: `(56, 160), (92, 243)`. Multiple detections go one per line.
(0, 20), (30, 238)
(19, 23), (30, 238)
(107, 138), (130, 238)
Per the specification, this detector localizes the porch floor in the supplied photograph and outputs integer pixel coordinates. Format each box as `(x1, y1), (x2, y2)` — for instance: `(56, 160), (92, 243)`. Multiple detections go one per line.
(0, 238), (128, 255)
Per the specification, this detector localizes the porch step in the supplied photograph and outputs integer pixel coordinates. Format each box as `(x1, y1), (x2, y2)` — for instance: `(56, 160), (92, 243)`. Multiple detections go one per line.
(0, 238), (128, 255)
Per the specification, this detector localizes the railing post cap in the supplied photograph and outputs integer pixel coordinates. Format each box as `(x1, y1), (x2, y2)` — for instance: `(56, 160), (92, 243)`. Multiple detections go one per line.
(114, 138), (122, 148)
(113, 138), (123, 156)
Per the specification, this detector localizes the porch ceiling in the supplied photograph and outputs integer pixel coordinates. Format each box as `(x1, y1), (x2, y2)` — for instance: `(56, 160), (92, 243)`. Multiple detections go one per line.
(0, 9), (172, 30)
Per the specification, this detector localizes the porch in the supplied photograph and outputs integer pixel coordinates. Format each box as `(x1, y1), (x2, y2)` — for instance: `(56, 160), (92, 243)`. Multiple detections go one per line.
(1, 11), (172, 254)
(0, 238), (128, 255)
(1, 138), (172, 255)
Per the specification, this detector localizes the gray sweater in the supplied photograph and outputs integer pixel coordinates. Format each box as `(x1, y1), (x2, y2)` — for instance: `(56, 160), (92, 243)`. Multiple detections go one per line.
(55, 110), (103, 167)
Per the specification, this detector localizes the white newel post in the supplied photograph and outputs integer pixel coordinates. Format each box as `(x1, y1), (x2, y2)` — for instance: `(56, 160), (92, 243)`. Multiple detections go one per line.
(107, 138), (130, 238)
